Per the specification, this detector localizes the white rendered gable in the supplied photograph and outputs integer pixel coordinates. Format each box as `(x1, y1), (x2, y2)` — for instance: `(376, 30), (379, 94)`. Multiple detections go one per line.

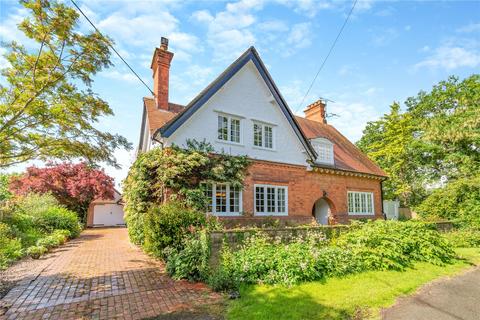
(163, 61), (309, 166)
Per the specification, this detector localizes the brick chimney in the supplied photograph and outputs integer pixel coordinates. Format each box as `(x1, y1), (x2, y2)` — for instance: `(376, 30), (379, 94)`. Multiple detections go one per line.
(151, 37), (174, 110)
(304, 99), (327, 123)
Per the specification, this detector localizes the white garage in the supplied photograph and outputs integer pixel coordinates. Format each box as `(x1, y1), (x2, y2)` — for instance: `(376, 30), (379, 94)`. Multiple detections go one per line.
(87, 189), (125, 227)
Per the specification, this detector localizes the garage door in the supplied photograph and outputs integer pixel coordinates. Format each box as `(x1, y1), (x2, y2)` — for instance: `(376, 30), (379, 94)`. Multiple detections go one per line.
(93, 204), (125, 226)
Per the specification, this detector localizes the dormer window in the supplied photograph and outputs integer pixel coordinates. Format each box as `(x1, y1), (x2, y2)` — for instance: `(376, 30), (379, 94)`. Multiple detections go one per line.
(311, 138), (334, 165)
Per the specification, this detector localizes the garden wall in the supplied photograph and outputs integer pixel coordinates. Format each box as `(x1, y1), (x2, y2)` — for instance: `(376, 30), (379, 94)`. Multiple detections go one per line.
(208, 221), (453, 266)
(208, 225), (349, 266)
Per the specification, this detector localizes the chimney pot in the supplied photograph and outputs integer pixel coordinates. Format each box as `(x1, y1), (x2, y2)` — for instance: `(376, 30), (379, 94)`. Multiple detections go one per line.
(304, 99), (327, 123)
(160, 37), (169, 50)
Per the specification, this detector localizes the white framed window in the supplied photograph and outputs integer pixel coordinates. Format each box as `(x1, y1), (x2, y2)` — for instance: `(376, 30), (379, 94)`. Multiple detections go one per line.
(348, 191), (374, 215)
(203, 183), (242, 216)
(253, 122), (274, 149)
(254, 184), (288, 216)
(217, 114), (241, 144)
(311, 138), (334, 165)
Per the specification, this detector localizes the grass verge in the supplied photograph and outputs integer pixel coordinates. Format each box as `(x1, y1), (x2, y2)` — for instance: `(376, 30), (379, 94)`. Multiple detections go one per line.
(227, 248), (480, 320)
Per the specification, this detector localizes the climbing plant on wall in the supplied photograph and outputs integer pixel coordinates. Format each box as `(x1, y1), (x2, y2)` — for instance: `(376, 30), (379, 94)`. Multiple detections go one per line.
(123, 140), (250, 244)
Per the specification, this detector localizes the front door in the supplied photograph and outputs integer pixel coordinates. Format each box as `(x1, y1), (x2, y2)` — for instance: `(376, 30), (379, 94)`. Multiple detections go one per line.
(314, 198), (330, 225)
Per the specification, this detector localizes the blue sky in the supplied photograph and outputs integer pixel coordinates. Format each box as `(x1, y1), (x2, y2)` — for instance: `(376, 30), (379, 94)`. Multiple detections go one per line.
(1, 0), (479, 188)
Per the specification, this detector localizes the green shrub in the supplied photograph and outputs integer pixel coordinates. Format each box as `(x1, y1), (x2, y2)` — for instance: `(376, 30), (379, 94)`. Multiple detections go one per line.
(36, 207), (81, 237)
(123, 141), (250, 245)
(444, 229), (480, 248)
(166, 230), (210, 281)
(143, 201), (219, 258)
(15, 193), (60, 217)
(210, 221), (456, 289)
(26, 245), (48, 259)
(416, 177), (480, 228)
(37, 235), (61, 249)
(336, 221), (455, 269)
(0, 222), (23, 269)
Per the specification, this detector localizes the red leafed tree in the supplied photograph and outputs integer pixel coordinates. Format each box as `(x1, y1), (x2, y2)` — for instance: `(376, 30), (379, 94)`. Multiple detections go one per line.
(9, 162), (115, 220)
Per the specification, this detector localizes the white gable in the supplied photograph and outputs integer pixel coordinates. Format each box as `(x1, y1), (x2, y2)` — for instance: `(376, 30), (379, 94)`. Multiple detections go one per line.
(163, 61), (309, 166)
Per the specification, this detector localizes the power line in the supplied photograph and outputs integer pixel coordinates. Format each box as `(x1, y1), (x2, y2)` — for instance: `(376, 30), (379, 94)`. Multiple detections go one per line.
(70, 0), (154, 96)
(296, 0), (358, 112)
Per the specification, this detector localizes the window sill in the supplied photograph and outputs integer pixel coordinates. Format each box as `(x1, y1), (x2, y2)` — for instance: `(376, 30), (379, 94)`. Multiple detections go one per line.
(252, 145), (276, 152)
(216, 139), (244, 147)
(348, 212), (375, 216)
(254, 212), (288, 216)
(211, 212), (242, 217)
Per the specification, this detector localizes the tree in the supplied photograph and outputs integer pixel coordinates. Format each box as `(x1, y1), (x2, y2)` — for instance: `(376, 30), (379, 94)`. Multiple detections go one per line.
(357, 74), (479, 207)
(9, 162), (115, 221)
(0, 0), (131, 168)
(406, 75), (480, 182)
(357, 103), (424, 205)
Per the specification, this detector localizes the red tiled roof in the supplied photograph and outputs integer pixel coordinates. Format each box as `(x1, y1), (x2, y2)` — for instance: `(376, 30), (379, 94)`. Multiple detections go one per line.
(142, 97), (386, 177)
(295, 116), (386, 177)
(143, 97), (183, 134)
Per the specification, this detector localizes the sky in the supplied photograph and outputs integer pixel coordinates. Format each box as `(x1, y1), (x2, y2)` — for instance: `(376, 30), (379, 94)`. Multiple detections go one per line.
(1, 0), (479, 189)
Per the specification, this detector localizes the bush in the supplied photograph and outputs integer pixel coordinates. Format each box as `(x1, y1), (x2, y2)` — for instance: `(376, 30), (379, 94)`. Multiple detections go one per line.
(36, 207), (81, 237)
(210, 221), (456, 289)
(166, 230), (210, 281)
(36, 230), (70, 249)
(123, 141), (250, 246)
(335, 221), (455, 269)
(444, 229), (480, 248)
(143, 201), (219, 258)
(0, 222), (23, 269)
(416, 177), (480, 228)
(14, 193), (59, 217)
(26, 245), (48, 259)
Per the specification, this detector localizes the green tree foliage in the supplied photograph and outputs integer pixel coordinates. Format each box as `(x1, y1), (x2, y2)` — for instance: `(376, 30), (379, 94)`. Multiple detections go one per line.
(0, 174), (13, 203)
(406, 75), (480, 181)
(0, 0), (131, 168)
(357, 75), (479, 207)
(416, 176), (480, 228)
(357, 103), (422, 205)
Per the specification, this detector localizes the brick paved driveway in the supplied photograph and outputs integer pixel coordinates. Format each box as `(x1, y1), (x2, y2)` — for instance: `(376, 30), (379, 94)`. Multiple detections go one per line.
(0, 228), (221, 320)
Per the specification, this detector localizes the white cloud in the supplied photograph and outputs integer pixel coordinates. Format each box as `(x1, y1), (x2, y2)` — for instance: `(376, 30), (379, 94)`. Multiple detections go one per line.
(190, 0), (262, 61)
(191, 10), (214, 24)
(101, 70), (138, 83)
(457, 23), (480, 33)
(328, 101), (378, 142)
(414, 45), (480, 70)
(287, 23), (313, 49)
(371, 28), (398, 46)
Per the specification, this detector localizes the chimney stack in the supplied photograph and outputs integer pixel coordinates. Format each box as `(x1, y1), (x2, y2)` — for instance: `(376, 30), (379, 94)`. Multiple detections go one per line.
(304, 99), (327, 123)
(151, 37), (174, 110)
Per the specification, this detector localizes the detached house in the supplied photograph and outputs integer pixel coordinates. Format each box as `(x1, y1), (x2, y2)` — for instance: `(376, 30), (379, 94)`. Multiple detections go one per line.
(138, 37), (387, 225)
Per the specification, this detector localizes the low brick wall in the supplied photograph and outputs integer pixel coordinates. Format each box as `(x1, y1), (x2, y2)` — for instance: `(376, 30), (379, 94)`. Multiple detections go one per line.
(207, 221), (454, 267)
(208, 225), (349, 267)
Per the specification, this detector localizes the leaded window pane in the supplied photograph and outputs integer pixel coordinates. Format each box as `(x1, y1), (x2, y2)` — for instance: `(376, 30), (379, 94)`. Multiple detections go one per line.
(215, 184), (227, 213)
(264, 126), (273, 149)
(277, 188), (286, 213)
(254, 123), (263, 146)
(229, 186), (240, 213)
(267, 187), (275, 212)
(218, 116), (228, 140)
(255, 186), (264, 212)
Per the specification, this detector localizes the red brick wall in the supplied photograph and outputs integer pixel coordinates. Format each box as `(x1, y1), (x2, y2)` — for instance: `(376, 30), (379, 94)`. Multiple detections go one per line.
(221, 160), (384, 225)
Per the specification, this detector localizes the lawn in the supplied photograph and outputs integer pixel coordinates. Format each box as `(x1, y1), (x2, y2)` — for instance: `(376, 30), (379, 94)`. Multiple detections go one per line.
(227, 248), (480, 320)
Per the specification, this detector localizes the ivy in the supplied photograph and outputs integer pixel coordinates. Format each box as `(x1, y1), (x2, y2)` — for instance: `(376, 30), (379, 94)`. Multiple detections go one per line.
(123, 140), (250, 244)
